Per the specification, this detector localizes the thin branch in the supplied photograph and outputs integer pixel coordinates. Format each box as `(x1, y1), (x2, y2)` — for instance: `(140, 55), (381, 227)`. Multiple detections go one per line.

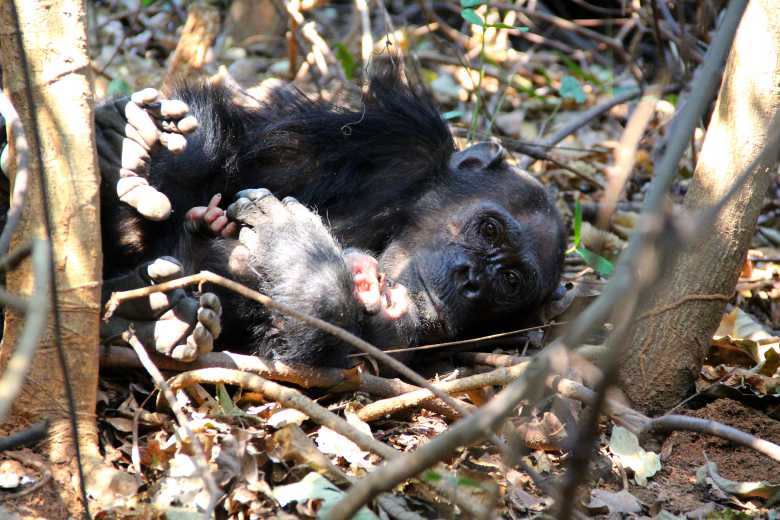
(0, 91), (30, 254)
(100, 345), (356, 389)
(327, 356), (549, 520)
(0, 240), (49, 423)
(165, 367), (487, 518)
(106, 271), (497, 434)
(126, 334), (221, 515)
(517, 85), (680, 170)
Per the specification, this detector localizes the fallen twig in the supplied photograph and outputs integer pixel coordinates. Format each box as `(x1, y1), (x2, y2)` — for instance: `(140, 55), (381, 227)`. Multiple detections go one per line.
(126, 333), (221, 515)
(106, 271), (501, 441)
(641, 415), (780, 463)
(165, 367), (487, 517)
(327, 356), (549, 520)
(517, 84), (680, 170)
(101, 345), (356, 389)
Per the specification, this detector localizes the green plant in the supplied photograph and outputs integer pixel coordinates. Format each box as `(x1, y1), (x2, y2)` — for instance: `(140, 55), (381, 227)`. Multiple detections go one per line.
(570, 198), (614, 277)
(459, 1), (527, 141)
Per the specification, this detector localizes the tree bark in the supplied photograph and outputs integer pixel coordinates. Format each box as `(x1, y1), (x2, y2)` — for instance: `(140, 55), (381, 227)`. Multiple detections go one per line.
(0, 0), (104, 514)
(618, 0), (780, 414)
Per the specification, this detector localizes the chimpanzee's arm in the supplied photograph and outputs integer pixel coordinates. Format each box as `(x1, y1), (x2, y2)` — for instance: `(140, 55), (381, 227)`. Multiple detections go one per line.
(208, 189), (363, 367)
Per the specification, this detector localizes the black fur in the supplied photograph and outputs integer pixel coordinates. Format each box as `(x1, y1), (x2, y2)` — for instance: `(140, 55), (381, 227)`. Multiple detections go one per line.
(96, 62), (566, 367)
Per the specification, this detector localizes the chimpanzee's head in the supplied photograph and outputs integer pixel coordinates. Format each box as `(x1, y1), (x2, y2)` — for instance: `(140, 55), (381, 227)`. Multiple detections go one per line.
(365, 142), (566, 347)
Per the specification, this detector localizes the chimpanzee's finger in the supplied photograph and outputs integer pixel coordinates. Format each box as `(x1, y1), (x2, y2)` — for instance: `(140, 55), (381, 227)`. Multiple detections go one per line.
(210, 215), (230, 234)
(158, 99), (190, 119)
(120, 137), (150, 174)
(130, 88), (161, 106)
(198, 293), (222, 338)
(221, 221), (239, 238)
(282, 196), (323, 227)
(170, 336), (200, 362)
(158, 132), (187, 154)
(176, 115), (199, 134)
(101, 257), (187, 321)
(124, 101), (160, 150)
(146, 256), (184, 282)
(116, 177), (172, 221)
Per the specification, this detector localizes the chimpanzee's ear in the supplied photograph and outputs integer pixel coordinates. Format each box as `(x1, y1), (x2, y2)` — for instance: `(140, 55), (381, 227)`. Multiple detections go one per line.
(449, 141), (506, 172)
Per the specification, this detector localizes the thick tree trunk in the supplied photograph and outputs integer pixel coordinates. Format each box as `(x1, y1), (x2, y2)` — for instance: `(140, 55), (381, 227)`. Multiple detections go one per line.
(618, 0), (780, 414)
(0, 0), (103, 514)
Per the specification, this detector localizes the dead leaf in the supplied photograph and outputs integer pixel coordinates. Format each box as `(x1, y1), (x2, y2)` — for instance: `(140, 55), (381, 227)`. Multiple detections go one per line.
(584, 489), (641, 515)
(696, 461), (780, 501)
(609, 426), (661, 486)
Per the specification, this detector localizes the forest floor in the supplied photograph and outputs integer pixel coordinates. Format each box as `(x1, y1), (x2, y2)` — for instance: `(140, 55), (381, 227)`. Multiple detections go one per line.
(3, 1), (780, 519)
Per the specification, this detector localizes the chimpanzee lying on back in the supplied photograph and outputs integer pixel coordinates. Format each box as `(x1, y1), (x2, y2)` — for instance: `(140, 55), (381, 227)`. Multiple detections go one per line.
(17, 61), (567, 367)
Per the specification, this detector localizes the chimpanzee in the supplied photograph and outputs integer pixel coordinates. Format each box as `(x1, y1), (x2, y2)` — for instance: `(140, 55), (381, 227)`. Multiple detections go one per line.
(2, 60), (566, 368)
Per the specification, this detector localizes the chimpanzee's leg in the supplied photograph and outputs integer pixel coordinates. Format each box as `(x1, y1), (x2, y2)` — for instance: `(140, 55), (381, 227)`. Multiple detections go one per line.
(101, 257), (221, 362)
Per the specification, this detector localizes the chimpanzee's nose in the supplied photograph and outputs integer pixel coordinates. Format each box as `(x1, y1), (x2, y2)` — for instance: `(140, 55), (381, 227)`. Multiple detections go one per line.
(453, 262), (483, 300)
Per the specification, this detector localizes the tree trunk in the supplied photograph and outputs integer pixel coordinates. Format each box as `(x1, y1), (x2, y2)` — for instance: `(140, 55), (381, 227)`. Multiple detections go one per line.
(618, 0), (780, 415)
(0, 0), (103, 514)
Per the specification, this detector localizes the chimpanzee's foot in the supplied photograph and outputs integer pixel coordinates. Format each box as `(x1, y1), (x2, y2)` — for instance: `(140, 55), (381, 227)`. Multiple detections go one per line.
(184, 193), (238, 238)
(101, 257), (222, 362)
(95, 89), (198, 221)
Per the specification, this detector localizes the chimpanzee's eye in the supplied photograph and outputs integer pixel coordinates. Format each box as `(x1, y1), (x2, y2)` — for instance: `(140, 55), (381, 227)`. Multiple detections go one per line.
(479, 217), (501, 243)
(502, 270), (520, 291)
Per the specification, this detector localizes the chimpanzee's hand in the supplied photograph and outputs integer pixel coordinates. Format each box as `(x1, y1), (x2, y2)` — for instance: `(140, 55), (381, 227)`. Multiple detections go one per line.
(95, 90), (198, 221)
(101, 257), (222, 362)
(184, 193), (239, 238)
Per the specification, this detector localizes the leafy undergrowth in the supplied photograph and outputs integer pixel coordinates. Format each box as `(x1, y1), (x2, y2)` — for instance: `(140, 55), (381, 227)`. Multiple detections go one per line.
(4, 1), (780, 518)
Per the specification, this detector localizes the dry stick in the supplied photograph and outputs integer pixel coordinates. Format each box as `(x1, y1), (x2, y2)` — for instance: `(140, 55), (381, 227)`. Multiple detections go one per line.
(598, 82), (664, 227)
(125, 334), (221, 516)
(327, 356), (549, 520)
(517, 85), (678, 170)
(104, 345), (780, 465)
(0, 92), (30, 254)
(556, 4), (749, 519)
(489, 3), (633, 63)
(641, 415), (780, 463)
(355, 0), (372, 66)
(101, 345), (354, 389)
(165, 367), (487, 518)
(101, 347), (467, 421)
(357, 364), (530, 422)
(106, 271), (492, 434)
(0, 241), (50, 423)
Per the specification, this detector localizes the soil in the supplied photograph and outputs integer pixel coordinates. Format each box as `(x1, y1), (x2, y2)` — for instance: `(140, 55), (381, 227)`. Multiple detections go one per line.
(631, 398), (780, 513)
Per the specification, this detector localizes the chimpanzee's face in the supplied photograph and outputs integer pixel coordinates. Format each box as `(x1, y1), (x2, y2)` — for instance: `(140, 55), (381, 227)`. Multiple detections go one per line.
(377, 196), (563, 343)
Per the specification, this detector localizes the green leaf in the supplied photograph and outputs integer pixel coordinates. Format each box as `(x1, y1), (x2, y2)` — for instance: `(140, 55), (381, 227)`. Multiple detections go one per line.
(106, 78), (132, 97)
(142, 0), (158, 6)
(576, 247), (614, 277)
(460, 0), (486, 7)
(461, 8), (484, 26)
(559, 75), (587, 104)
(215, 383), (246, 417)
(486, 22), (528, 31)
(422, 469), (443, 482)
(573, 198), (583, 248)
(333, 43), (357, 81)
(442, 110), (464, 120)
